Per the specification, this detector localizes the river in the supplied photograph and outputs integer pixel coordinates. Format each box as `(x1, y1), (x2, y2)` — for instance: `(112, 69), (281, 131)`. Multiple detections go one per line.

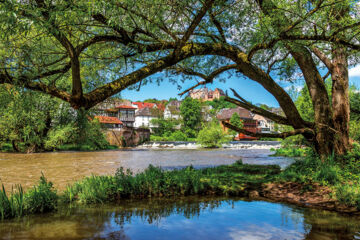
(1, 142), (359, 239)
(0, 197), (359, 240)
(0, 142), (289, 191)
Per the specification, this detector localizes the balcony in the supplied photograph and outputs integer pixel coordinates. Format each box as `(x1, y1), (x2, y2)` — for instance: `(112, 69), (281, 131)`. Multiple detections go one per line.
(119, 116), (135, 122)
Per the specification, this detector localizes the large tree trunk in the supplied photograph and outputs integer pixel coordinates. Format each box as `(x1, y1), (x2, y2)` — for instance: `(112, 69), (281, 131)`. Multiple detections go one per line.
(329, 2), (351, 155)
(331, 46), (350, 155)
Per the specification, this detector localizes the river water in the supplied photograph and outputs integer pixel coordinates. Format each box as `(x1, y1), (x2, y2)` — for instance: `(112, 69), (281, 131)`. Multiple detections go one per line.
(0, 143), (290, 191)
(1, 142), (359, 239)
(1, 197), (359, 240)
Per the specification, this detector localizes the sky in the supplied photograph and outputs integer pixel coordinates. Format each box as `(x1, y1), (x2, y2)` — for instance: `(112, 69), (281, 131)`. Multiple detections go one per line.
(121, 65), (360, 108)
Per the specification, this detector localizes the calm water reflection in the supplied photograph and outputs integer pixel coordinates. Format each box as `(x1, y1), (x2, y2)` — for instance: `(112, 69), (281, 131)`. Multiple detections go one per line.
(0, 149), (291, 190)
(0, 197), (359, 240)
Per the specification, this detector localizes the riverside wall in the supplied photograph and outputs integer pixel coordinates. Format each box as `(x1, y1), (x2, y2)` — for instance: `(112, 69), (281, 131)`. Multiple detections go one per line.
(105, 128), (150, 147)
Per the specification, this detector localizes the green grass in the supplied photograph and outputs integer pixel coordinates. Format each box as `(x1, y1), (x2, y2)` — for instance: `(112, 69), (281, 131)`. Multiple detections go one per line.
(270, 146), (310, 157)
(63, 161), (280, 204)
(0, 174), (57, 220)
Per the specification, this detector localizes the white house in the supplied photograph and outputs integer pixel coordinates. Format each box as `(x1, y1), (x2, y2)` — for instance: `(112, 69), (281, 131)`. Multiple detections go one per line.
(164, 100), (181, 120)
(252, 114), (275, 133)
(134, 107), (158, 129)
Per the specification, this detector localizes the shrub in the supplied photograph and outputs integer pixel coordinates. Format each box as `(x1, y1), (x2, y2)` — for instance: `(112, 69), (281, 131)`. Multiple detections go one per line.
(271, 147), (310, 157)
(168, 131), (188, 141)
(197, 122), (230, 148)
(350, 120), (360, 142)
(44, 125), (76, 151)
(23, 174), (58, 214)
(335, 184), (360, 209)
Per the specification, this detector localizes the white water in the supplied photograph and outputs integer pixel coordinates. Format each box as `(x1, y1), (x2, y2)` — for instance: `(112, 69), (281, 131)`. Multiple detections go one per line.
(138, 141), (281, 150)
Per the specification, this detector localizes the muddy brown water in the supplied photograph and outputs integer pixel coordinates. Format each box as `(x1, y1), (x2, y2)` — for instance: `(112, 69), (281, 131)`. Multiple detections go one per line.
(0, 148), (291, 191)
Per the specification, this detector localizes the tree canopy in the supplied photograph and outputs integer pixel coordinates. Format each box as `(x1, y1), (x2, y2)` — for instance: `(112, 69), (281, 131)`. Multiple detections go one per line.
(1, 0), (360, 157)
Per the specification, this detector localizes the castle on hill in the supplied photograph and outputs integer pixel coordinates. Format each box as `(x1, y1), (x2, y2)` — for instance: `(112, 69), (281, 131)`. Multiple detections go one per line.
(188, 87), (225, 101)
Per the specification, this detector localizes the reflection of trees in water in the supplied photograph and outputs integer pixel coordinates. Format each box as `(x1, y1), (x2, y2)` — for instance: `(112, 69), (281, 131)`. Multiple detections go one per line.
(112, 197), (227, 226)
(280, 204), (360, 240)
(2, 198), (360, 240)
(303, 208), (360, 240)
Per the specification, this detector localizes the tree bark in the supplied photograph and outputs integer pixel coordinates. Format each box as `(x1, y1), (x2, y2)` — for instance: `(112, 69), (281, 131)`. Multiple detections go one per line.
(332, 45), (350, 155)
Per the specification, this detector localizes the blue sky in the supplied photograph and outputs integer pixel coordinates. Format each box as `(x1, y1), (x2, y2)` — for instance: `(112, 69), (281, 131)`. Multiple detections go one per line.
(121, 65), (360, 107)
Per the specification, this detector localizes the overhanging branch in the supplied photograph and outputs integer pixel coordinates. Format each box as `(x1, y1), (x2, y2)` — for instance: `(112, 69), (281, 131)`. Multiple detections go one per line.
(224, 95), (290, 126)
(222, 121), (314, 139)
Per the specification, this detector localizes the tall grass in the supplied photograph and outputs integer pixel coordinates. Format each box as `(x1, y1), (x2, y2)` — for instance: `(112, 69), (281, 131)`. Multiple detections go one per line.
(0, 184), (24, 220)
(0, 174), (57, 220)
(63, 161), (280, 204)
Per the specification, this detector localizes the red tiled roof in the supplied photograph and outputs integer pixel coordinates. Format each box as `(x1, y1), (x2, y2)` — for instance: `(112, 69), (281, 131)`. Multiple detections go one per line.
(156, 103), (165, 111)
(116, 105), (137, 109)
(132, 102), (156, 109)
(94, 116), (123, 124)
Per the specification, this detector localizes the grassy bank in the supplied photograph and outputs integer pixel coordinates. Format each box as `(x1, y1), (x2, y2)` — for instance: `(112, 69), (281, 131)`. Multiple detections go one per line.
(277, 147), (360, 209)
(1, 161), (279, 219)
(270, 146), (310, 157)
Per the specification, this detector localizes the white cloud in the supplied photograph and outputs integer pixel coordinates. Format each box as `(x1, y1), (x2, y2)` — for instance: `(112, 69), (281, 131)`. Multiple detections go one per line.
(349, 65), (360, 78)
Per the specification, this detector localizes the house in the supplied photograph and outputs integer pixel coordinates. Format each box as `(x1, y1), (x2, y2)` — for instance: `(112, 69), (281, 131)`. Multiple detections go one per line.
(164, 100), (182, 120)
(189, 87), (225, 101)
(252, 114), (275, 133)
(134, 107), (158, 129)
(94, 116), (123, 130)
(217, 107), (259, 140)
(132, 102), (156, 111)
(116, 105), (136, 127)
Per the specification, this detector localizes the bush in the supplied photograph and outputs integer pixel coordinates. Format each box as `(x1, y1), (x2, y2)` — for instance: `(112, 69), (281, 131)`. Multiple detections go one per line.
(336, 184), (360, 208)
(44, 125), (76, 151)
(168, 131), (188, 141)
(271, 147), (310, 157)
(350, 120), (360, 142)
(24, 174), (58, 214)
(196, 122), (230, 148)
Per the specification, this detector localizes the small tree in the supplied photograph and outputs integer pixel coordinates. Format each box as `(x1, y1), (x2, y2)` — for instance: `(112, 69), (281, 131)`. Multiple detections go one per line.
(180, 97), (202, 138)
(151, 118), (178, 137)
(229, 113), (243, 138)
(197, 121), (230, 148)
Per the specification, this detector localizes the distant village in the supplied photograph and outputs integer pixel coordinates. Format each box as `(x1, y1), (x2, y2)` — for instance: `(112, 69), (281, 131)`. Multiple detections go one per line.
(94, 87), (282, 141)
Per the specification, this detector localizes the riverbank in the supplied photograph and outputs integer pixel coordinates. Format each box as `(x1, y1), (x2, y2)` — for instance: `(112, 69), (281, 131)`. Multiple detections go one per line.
(1, 156), (360, 220)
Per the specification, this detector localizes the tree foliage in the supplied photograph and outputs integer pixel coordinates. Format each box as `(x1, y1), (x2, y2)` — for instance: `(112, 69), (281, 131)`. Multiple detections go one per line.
(229, 112), (243, 137)
(0, 86), (108, 152)
(197, 121), (230, 148)
(205, 96), (237, 112)
(180, 97), (202, 138)
(1, 0), (360, 156)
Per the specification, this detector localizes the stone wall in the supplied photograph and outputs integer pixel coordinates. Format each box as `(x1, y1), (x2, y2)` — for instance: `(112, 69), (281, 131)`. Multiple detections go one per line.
(105, 128), (150, 147)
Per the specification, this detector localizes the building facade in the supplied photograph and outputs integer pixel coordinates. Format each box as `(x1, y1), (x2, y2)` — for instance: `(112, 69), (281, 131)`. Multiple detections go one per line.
(189, 87), (225, 101)
(134, 107), (158, 129)
(217, 107), (259, 140)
